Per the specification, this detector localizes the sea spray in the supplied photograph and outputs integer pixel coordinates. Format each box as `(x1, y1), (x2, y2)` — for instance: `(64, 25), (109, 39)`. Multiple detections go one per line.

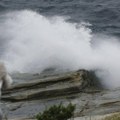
(0, 10), (120, 88)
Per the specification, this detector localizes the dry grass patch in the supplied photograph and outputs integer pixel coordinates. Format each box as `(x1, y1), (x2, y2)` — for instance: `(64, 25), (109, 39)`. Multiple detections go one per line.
(103, 113), (120, 120)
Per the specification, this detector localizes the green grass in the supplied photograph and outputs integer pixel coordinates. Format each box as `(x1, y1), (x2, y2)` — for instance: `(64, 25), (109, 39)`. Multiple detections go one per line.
(36, 103), (75, 120)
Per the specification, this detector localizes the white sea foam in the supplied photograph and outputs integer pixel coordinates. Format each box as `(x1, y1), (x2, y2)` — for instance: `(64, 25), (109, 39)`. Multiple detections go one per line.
(0, 10), (120, 88)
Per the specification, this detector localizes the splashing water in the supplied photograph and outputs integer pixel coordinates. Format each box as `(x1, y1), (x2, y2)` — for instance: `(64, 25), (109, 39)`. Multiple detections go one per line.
(0, 10), (120, 88)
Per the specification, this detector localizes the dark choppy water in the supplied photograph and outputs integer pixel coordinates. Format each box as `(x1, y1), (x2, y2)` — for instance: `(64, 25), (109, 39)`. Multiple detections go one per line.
(0, 0), (120, 35)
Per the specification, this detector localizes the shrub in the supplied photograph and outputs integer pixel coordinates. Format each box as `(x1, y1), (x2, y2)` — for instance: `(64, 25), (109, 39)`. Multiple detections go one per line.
(36, 103), (75, 120)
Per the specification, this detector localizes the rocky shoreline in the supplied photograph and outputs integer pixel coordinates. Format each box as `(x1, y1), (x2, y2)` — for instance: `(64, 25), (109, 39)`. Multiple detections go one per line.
(1, 70), (120, 119)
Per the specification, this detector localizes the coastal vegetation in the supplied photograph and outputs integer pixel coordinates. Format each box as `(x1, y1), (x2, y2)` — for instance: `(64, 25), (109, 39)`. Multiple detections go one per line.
(36, 103), (75, 120)
(104, 113), (120, 120)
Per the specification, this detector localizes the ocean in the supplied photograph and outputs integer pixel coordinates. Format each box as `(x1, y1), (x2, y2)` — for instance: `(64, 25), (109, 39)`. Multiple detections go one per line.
(0, 0), (120, 35)
(0, 0), (120, 88)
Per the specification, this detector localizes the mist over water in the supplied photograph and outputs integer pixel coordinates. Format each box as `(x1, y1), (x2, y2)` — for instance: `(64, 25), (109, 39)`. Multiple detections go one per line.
(0, 10), (120, 88)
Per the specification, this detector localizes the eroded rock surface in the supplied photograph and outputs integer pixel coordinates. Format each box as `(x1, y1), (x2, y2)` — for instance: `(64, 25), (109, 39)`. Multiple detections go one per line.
(2, 70), (97, 102)
(0, 70), (120, 119)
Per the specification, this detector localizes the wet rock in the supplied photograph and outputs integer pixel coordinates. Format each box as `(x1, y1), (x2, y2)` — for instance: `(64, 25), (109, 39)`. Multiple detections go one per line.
(2, 70), (98, 102)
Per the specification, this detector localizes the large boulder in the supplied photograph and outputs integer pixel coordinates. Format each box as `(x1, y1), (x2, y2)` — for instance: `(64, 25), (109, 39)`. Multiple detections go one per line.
(2, 70), (99, 102)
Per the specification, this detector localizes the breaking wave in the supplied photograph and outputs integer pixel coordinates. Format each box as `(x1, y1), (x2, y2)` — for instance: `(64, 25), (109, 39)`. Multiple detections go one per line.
(0, 10), (120, 88)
